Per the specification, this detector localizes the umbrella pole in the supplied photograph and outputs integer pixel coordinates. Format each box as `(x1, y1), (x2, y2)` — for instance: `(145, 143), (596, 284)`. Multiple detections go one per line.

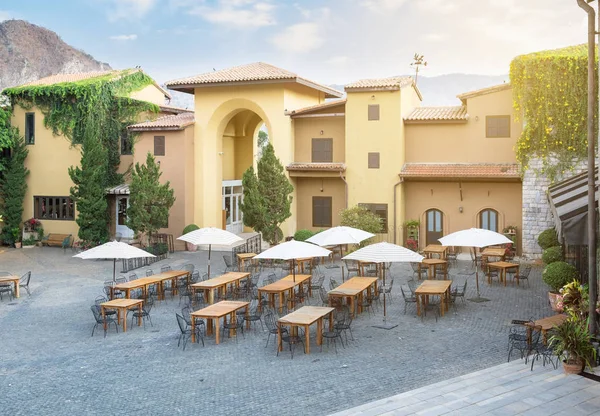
(208, 244), (212, 278)
(382, 264), (387, 322)
(468, 249), (489, 303)
(372, 262), (397, 330)
(293, 259), (296, 283)
(113, 259), (116, 284)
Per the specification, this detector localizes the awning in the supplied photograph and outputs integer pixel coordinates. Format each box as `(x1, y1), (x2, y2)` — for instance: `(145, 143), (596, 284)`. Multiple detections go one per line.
(106, 184), (130, 195)
(547, 168), (598, 245)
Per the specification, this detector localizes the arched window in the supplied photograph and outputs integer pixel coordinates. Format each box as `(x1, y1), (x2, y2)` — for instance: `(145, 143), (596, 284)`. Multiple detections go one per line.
(479, 209), (499, 232)
(425, 209), (443, 245)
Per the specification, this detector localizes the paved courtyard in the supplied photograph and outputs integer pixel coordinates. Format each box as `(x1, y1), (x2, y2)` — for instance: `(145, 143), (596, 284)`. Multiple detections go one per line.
(0, 247), (561, 415)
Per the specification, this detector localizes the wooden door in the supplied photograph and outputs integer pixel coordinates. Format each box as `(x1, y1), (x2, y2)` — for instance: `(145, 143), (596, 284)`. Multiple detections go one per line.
(426, 209), (443, 246)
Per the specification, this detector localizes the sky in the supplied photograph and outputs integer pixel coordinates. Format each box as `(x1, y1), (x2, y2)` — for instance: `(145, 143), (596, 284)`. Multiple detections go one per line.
(0, 0), (592, 85)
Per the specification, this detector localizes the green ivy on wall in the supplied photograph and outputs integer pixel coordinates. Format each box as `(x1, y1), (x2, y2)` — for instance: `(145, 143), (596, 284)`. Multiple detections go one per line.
(510, 44), (598, 180)
(3, 69), (159, 186)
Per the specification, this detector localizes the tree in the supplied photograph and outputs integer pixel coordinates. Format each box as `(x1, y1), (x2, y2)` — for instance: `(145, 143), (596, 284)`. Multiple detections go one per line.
(239, 143), (293, 245)
(340, 206), (382, 246)
(0, 107), (16, 174)
(0, 132), (28, 244)
(258, 130), (269, 148)
(410, 53), (427, 85)
(127, 152), (175, 245)
(69, 116), (109, 245)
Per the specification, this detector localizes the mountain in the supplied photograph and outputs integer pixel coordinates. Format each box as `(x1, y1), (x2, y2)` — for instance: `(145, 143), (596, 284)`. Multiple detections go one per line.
(329, 73), (509, 106)
(0, 20), (111, 93)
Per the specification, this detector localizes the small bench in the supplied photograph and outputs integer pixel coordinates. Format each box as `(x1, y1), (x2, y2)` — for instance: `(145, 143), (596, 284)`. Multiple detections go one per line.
(42, 233), (72, 252)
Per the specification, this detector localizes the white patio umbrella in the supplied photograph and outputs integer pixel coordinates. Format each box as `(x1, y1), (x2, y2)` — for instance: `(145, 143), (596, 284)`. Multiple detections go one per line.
(253, 240), (332, 282)
(306, 226), (375, 281)
(73, 241), (155, 283)
(439, 228), (512, 302)
(343, 242), (424, 328)
(177, 227), (243, 278)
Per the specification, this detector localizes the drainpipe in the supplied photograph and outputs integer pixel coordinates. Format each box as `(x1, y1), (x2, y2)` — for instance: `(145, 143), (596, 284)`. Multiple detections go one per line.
(577, 0), (597, 335)
(393, 178), (404, 244)
(339, 171), (348, 208)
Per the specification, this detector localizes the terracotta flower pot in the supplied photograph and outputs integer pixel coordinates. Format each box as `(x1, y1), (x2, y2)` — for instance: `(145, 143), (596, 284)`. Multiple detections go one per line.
(548, 292), (562, 312)
(562, 359), (583, 375)
(186, 242), (197, 252)
(14, 242), (21, 249)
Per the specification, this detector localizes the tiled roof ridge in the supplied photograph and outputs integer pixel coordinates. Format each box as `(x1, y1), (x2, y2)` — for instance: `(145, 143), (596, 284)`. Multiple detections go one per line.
(286, 162), (346, 172)
(457, 83), (511, 101)
(128, 112), (194, 131)
(288, 99), (347, 116)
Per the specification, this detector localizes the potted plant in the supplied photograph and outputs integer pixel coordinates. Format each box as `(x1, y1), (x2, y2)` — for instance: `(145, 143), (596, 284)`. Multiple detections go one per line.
(12, 227), (21, 248)
(543, 261), (578, 312)
(550, 313), (596, 374)
(182, 224), (200, 251)
(406, 238), (418, 252)
(22, 236), (36, 248)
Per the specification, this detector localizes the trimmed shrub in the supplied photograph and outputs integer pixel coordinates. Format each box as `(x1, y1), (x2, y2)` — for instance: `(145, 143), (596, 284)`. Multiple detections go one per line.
(542, 261), (579, 292)
(542, 246), (563, 265)
(537, 228), (559, 250)
(182, 224), (200, 235)
(294, 229), (314, 241)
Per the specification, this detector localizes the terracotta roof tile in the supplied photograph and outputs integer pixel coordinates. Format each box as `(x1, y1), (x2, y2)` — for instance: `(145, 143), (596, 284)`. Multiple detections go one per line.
(288, 99), (346, 117)
(399, 163), (519, 179)
(165, 62), (343, 98)
(158, 103), (194, 114)
(128, 113), (194, 131)
(286, 163), (346, 172)
(457, 83), (511, 102)
(345, 76), (414, 91)
(405, 106), (468, 122)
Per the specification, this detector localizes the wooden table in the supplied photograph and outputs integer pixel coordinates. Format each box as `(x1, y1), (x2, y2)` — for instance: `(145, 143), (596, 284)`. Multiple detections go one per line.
(415, 280), (453, 317)
(0, 275), (20, 298)
(487, 261), (519, 286)
(358, 261), (381, 277)
(419, 259), (448, 279)
(237, 253), (257, 271)
(288, 258), (313, 274)
(482, 247), (506, 261)
(258, 274), (312, 312)
(101, 298), (144, 332)
(191, 301), (249, 344)
(113, 270), (190, 300)
(277, 306), (335, 354)
(191, 272), (250, 304)
(423, 245), (448, 259)
(328, 277), (378, 317)
(525, 314), (568, 345)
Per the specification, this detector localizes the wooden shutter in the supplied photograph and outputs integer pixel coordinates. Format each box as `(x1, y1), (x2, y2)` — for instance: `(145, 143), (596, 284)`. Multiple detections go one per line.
(154, 136), (165, 156)
(25, 113), (35, 144)
(313, 197), (332, 227)
(312, 138), (333, 163)
(368, 152), (380, 169)
(486, 116), (510, 138)
(368, 104), (380, 121)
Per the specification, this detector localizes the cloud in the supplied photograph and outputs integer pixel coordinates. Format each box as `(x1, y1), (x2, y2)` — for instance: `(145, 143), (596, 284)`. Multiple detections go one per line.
(423, 33), (445, 42)
(110, 34), (138, 41)
(189, 0), (276, 28)
(326, 56), (350, 65)
(271, 23), (323, 54)
(105, 0), (157, 21)
(415, 0), (457, 14)
(362, 0), (408, 12)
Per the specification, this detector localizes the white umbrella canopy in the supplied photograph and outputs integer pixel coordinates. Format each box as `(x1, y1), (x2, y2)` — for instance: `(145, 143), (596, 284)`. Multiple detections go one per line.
(73, 241), (155, 282)
(254, 240), (332, 282)
(438, 228), (512, 301)
(177, 227), (244, 278)
(306, 226), (375, 246)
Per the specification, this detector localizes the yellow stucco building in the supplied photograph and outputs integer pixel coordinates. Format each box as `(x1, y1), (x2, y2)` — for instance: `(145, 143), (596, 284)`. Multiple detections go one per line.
(6, 63), (523, 253)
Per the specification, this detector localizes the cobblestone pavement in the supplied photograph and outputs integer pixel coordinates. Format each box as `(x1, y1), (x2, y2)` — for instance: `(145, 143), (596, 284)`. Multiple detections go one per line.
(0, 247), (553, 415)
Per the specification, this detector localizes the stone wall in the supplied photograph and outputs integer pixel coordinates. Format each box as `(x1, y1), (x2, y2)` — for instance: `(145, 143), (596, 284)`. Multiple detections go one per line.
(522, 157), (587, 258)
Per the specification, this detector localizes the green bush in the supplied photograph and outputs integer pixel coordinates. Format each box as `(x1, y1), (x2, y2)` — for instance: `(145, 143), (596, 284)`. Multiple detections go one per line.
(542, 246), (563, 265)
(538, 228), (559, 250)
(182, 224), (200, 235)
(294, 229), (314, 241)
(543, 261), (579, 292)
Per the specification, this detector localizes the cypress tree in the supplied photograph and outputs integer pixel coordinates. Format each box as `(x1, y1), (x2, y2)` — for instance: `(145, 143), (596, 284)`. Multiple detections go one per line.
(239, 166), (265, 231)
(0, 131), (29, 244)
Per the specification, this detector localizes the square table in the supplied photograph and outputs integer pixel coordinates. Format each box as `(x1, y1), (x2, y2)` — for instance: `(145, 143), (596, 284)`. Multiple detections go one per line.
(278, 306), (335, 354)
(100, 298), (144, 332)
(0, 275), (20, 298)
(237, 253), (257, 272)
(328, 277), (378, 317)
(525, 314), (568, 345)
(423, 245), (448, 259)
(487, 261), (519, 286)
(481, 247), (506, 262)
(414, 280), (453, 317)
(191, 272), (250, 304)
(191, 301), (250, 344)
(258, 274), (312, 312)
(418, 259), (448, 279)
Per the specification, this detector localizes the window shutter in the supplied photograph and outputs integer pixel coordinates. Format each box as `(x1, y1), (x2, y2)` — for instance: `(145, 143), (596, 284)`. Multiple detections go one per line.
(368, 104), (380, 121)
(313, 197), (332, 227)
(486, 116), (510, 138)
(154, 136), (165, 156)
(368, 152), (380, 169)
(312, 138), (333, 163)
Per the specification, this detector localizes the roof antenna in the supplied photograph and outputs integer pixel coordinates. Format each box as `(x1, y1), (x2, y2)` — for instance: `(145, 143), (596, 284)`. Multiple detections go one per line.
(410, 53), (427, 86)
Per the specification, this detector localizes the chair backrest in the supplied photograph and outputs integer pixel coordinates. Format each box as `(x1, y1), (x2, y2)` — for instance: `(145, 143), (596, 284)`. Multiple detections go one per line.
(190, 271), (200, 283)
(91, 305), (103, 323)
(223, 255), (233, 267)
(410, 262), (420, 272)
(462, 280), (468, 293)
(144, 298), (154, 313)
(146, 269), (154, 276)
(319, 287), (328, 303)
(115, 277), (127, 284)
(183, 264), (195, 273)
(401, 287), (412, 300)
(20, 271), (31, 285)
(0, 271), (12, 276)
(181, 306), (192, 325)
(264, 312), (277, 331)
(176, 313), (187, 334)
(161, 265), (172, 273)
(520, 266), (532, 278)
(201, 273), (209, 281)
(95, 295), (107, 305)
(128, 273), (138, 281)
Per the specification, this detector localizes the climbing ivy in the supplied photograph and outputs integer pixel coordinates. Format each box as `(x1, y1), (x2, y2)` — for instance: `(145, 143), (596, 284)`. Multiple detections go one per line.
(510, 44), (598, 180)
(3, 69), (159, 186)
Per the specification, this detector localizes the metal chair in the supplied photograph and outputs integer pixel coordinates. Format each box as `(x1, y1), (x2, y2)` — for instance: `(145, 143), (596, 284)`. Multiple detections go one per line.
(400, 287), (417, 315)
(245, 300), (264, 331)
(310, 275), (325, 294)
(451, 280), (468, 305)
(329, 278), (340, 291)
(508, 321), (539, 363)
(514, 265), (531, 287)
(222, 315), (245, 342)
(182, 306), (206, 338)
(382, 278), (394, 302)
(277, 327), (305, 359)
(91, 305), (118, 338)
(421, 295), (440, 322)
(264, 312), (288, 349)
(410, 262), (427, 280)
(94, 295), (117, 319)
(322, 325), (345, 354)
(334, 307), (354, 343)
(146, 269), (154, 277)
(19, 271), (32, 296)
(344, 260), (360, 278)
(0, 281), (14, 301)
(161, 265), (172, 273)
(130, 298), (154, 329)
(223, 255), (235, 273)
(128, 273), (138, 281)
(176, 313), (203, 350)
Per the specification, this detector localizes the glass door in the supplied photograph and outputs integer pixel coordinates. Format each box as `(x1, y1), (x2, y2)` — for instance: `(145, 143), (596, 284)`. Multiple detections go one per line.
(426, 209), (443, 246)
(116, 196), (134, 239)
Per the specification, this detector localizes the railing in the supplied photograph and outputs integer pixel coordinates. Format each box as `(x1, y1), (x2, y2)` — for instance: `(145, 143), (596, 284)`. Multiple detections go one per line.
(151, 233), (175, 253)
(231, 233), (262, 258)
(121, 242), (169, 273)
